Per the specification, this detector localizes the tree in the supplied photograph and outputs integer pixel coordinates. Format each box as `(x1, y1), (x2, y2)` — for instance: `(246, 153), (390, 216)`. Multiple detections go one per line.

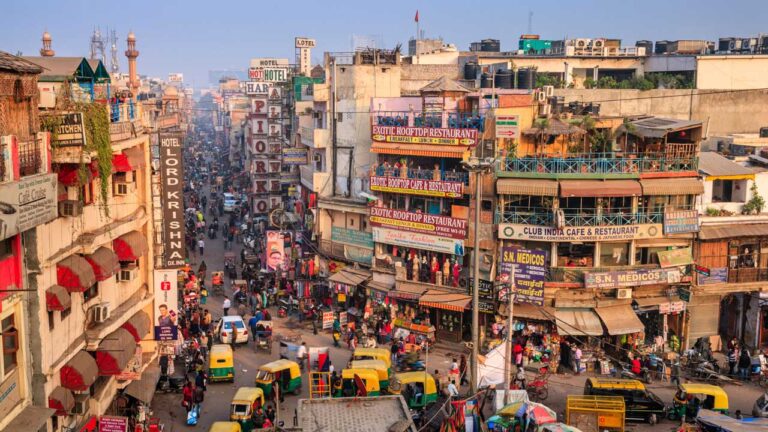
(743, 183), (766, 215)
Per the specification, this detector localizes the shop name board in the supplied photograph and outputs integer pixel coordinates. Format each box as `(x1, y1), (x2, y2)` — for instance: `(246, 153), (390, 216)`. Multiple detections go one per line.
(251, 58), (290, 68)
(0, 173), (58, 242)
(99, 415), (129, 432)
(372, 227), (465, 256)
(370, 176), (464, 198)
(331, 226), (374, 248)
(698, 267), (728, 285)
(477, 279), (495, 313)
(245, 81), (270, 96)
(584, 268), (682, 289)
(282, 147), (308, 165)
(249, 67), (288, 82)
(663, 210), (699, 234)
(159, 133), (187, 268)
(109, 121), (134, 142)
(0, 370), (20, 423)
(659, 301), (686, 314)
(498, 248), (547, 306)
(47, 112), (86, 146)
(371, 125), (478, 147)
(495, 115), (519, 139)
(295, 37), (316, 48)
(498, 223), (663, 242)
(369, 206), (467, 240)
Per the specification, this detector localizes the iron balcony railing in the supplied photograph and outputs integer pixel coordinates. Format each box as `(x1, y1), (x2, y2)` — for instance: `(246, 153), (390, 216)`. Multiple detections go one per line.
(498, 208), (664, 227)
(500, 153), (698, 175)
(110, 100), (135, 122)
(18, 139), (41, 177)
(374, 111), (485, 132)
(373, 166), (469, 184)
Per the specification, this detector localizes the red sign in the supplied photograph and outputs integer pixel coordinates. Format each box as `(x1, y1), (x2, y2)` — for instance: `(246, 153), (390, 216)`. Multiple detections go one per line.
(371, 125), (478, 147)
(248, 68), (264, 80)
(369, 206), (468, 239)
(370, 176), (464, 198)
(99, 416), (128, 432)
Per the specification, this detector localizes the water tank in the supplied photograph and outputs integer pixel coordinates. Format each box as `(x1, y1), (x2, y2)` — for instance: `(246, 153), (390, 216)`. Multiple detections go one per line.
(494, 69), (514, 89)
(480, 38), (501, 52)
(464, 62), (480, 80)
(516, 68), (536, 90)
(480, 73), (492, 88)
(635, 40), (653, 53)
(655, 40), (668, 54)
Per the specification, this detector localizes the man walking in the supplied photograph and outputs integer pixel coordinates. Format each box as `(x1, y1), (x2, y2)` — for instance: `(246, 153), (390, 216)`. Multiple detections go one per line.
(222, 296), (231, 317)
(231, 322), (239, 351)
(198, 238), (205, 256)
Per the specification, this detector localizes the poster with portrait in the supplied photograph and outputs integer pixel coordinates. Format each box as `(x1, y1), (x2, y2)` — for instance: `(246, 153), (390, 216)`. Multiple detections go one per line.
(153, 269), (179, 340)
(265, 230), (285, 272)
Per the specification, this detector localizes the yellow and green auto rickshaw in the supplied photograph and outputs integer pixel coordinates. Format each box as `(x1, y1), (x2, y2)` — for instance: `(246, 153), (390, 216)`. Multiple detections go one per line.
(668, 383), (729, 421)
(390, 371), (438, 409)
(352, 347), (392, 375)
(255, 359), (302, 397)
(208, 344), (235, 382)
(230, 387), (265, 431)
(337, 368), (381, 397)
(349, 359), (391, 391)
(208, 422), (242, 432)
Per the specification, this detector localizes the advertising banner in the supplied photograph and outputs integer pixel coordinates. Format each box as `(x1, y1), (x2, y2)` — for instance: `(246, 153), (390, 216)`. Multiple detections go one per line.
(331, 226), (374, 248)
(498, 223), (663, 242)
(657, 247), (693, 268)
(498, 248), (547, 306)
(46, 112), (86, 146)
(371, 125), (478, 147)
(584, 268), (682, 289)
(98, 416), (129, 432)
(369, 206), (467, 240)
(495, 115), (520, 139)
(159, 132), (186, 268)
(265, 231), (285, 272)
(153, 269), (179, 341)
(282, 147), (308, 165)
(370, 176), (464, 198)
(698, 267), (728, 285)
(664, 209), (699, 234)
(322, 311), (334, 329)
(372, 227), (464, 256)
(0, 173), (57, 242)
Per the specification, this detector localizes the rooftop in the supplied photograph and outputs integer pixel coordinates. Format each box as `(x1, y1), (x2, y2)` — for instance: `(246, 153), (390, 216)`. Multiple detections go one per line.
(0, 50), (44, 74)
(296, 396), (417, 432)
(620, 116), (702, 138)
(22, 56), (94, 82)
(699, 152), (755, 178)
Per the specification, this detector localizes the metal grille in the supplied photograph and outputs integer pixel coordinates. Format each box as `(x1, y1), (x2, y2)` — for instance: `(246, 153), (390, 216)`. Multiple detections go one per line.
(0, 141), (6, 181)
(18, 139), (41, 177)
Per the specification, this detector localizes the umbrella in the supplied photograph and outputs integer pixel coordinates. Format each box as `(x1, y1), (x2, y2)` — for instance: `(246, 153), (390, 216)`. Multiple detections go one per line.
(515, 402), (557, 427)
(497, 401), (526, 417)
(539, 424), (583, 432)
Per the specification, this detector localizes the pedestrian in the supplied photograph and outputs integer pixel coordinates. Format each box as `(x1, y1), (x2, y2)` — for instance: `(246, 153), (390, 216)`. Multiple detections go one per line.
(195, 369), (207, 391)
(231, 323), (239, 350)
(199, 285), (208, 305)
(445, 380), (459, 398)
(200, 333), (209, 358)
(390, 340), (399, 364)
(222, 297), (231, 316)
(333, 317), (342, 348)
(248, 314), (259, 342)
(449, 358), (460, 385)
(728, 347), (738, 376)
(265, 404), (276, 423)
(459, 354), (468, 386)
(671, 361), (681, 385)
(198, 238), (205, 255)
(559, 340), (571, 374)
(739, 348), (751, 380)
(297, 342), (308, 370)
(224, 236), (229, 250)
(573, 344), (583, 375)
(202, 309), (212, 332)
(182, 381), (195, 412)
(206, 331), (214, 353)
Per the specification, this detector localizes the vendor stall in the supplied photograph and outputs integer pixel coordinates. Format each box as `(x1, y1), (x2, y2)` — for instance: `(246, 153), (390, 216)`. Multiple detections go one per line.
(419, 290), (471, 343)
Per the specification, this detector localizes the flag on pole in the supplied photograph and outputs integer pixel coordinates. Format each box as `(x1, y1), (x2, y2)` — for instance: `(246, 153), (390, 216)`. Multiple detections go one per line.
(415, 10), (419, 23)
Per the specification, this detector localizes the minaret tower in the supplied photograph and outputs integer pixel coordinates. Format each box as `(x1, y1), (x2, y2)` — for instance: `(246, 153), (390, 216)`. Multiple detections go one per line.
(125, 32), (140, 98)
(40, 31), (55, 57)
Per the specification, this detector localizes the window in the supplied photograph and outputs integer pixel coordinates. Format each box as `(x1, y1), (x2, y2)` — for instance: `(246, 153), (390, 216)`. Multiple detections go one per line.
(0, 238), (12, 260)
(2, 315), (19, 375)
(48, 310), (55, 331)
(635, 246), (666, 265)
(61, 307), (71, 320)
(81, 181), (95, 205)
(600, 242), (630, 266)
(557, 242), (595, 267)
(83, 283), (99, 303)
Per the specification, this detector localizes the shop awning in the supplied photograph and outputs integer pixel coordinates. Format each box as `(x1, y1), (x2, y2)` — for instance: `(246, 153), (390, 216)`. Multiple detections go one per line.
(96, 328), (137, 376)
(419, 290), (471, 312)
(699, 223), (768, 240)
(554, 308), (603, 336)
(112, 147), (146, 172)
(124, 365), (162, 405)
(60, 351), (98, 391)
(45, 285), (71, 311)
(389, 282), (428, 301)
(84, 247), (120, 281)
(595, 304), (645, 335)
(48, 386), (74, 416)
(497, 179), (559, 196)
(499, 303), (554, 321)
(327, 268), (371, 286)
(121, 310), (151, 343)
(366, 280), (394, 294)
(56, 162), (98, 186)
(56, 255), (97, 293)
(113, 231), (148, 261)
(559, 180), (641, 198)
(371, 142), (469, 159)
(640, 178), (703, 196)
(0, 405), (55, 431)
(634, 296), (680, 309)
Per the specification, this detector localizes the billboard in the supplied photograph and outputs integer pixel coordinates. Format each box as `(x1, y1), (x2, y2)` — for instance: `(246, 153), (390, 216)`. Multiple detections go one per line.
(372, 227), (464, 256)
(295, 37), (317, 48)
(153, 269), (178, 341)
(46, 112), (86, 146)
(498, 248), (547, 306)
(370, 176), (464, 198)
(371, 125), (478, 147)
(158, 132), (186, 268)
(369, 206), (467, 239)
(0, 172), (58, 242)
(245, 81), (270, 96)
(282, 147), (308, 165)
(265, 230), (285, 272)
(498, 223), (663, 242)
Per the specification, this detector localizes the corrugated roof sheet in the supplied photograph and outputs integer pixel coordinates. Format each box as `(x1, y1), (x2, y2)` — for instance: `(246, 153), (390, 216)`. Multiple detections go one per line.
(420, 76), (471, 93)
(0, 51), (43, 74)
(640, 178), (704, 195)
(497, 178), (559, 196)
(699, 152), (755, 177)
(621, 117), (702, 138)
(21, 56), (93, 80)
(699, 223), (768, 240)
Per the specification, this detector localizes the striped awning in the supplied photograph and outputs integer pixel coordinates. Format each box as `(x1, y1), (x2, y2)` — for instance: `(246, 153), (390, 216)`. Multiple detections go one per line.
(113, 231), (148, 261)
(560, 180), (642, 197)
(497, 178), (559, 196)
(699, 223), (768, 240)
(60, 351), (98, 391)
(45, 285), (71, 311)
(56, 255), (97, 293)
(371, 142), (469, 159)
(96, 328), (137, 376)
(48, 386), (74, 416)
(121, 310), (151, 342)
(419, 290), (471, 312)
(640, 178), (703, 196)
(84, 247), (120, 281)
(389, 282), (428, 301)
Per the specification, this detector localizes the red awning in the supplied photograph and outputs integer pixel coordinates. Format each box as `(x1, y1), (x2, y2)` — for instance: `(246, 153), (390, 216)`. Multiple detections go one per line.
(113, 231), (148, 261)
(121, 310), (151, 342)
(112, 147), (146, 172)
(56, 255), (97, 293)
(111, 153), (132, 172)
(96, 328), (137, 375)
(57, 162), (98, 186)
(48, 386), (74, 416)
(84, 247), (120, 281)
(45, 285), (71, 311)
(60, 351), (98, 391)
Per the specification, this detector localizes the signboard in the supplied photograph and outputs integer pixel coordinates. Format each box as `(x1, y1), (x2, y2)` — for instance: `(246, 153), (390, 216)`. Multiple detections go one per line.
(282, 147), (308, 165)
(98, 416), (129, 432)
(664, 209), (699, 234)
(265, 231), (285, 272)
(694, 264), (710, 276)
(584, 268), (682, 289)
(47, 112), (86, 146)
(477, 279), (496, 314)
(322, 311), (333, 329)
(331, 226), (374, 248)
(370, 176), (464, 198)
(156, 112), (180, 130)
(158, 133), (186, 268)
(251, 98), (268, 115)
(372, 227), (464, 256)
(498, 223), (663, 242)
(262, 68), (289, 82)
(245, 81), (270, 96)
(248, 68), (264, 81)
(0, 173), (58, 242)
(698, 267), (728, 285)
(657, 247), (693, 268)
(251, 58), (290, 68)
(369, 206), (467, 239)
(0, 369), (20, 422)
(268, 86), (283, 101)
(168, 73), (183, 82)
(109, 121), (134, 142)
(115, 346), (142, 380)
(268, 104), (281, 119)
(153, 325), (178, 341)
(496, 115), (520, 139)
(153, 269), (179, 341)
(659, 301), (686, 314)
(339, 312), (348, 327)
(498, 248), (547, 306)
(677, 286), (692, 302)
(371, 125), (478, 147)
(268, 123), (282, 137)
(295, 37), (317, 48)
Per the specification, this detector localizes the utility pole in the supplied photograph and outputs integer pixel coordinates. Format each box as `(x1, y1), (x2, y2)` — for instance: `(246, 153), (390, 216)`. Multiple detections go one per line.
(331, 58), (337, 197)
(503, 265), (516, 404)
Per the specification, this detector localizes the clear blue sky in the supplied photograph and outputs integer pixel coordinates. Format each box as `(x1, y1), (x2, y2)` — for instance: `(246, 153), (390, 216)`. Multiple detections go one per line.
(1, 0), (766, 87)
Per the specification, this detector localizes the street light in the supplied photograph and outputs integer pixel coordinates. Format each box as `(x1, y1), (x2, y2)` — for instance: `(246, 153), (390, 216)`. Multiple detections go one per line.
(461, 156), (494, 393)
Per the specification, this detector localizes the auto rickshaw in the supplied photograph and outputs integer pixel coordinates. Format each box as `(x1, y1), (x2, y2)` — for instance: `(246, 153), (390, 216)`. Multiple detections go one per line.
(209, 344), (235, 382)
(668, 383), (729, 421)
(255, 359), (302, 397)
(338, 368), (381, 397)
(349, 359), (391, 391)
(254, 321), (273, 351)
(352, 347), (392, 375)
(211, 271), (225, 296)
(209, 422), (242, 432)
(390, 371), (438, 409)
(230, 387), (265, 431)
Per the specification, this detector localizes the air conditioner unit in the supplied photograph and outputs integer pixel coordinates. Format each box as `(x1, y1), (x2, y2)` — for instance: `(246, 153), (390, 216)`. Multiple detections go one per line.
(543, 85), (555, 98)
(576, 38), (591, 49)
(592, 39), (605, 49)
(565, 46), (575, 56)
(540, 104), (551, 116)
(114, 181), (133, 196)
(71, 394), (89, 415)
(59, 200), (83, 217)
(536, 91), (547, 103)
(729, 39), (742, 51)
(90, 303), (111, 323)
(742, 38), (753, 51)
(616, 288), (633, 299)
(118, 265), (138, 283)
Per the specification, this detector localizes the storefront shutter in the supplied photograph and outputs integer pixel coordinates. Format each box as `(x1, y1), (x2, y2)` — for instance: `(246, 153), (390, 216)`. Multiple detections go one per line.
(687, 295), (721, 340)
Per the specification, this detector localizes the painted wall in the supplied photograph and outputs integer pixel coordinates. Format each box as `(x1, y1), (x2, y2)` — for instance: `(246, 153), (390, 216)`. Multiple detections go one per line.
(697, 55), (768, 90)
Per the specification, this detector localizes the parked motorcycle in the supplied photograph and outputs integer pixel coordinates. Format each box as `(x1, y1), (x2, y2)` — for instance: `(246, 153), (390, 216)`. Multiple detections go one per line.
(155, 375), (185, 393)
(615, 362), (653, 384)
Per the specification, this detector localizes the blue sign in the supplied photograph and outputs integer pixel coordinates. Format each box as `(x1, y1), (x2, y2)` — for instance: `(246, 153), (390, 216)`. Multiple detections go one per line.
(664, 210), (700, 234)
(698, 267), (728, 285)
(154, 325), (178, 341)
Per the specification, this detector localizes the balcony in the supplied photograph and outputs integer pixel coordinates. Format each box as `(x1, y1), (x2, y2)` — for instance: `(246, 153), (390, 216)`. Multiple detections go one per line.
(300, 126), (329, 149)
(498, 208), (664, 227)
(498, 153), (698, 179)
(372, 166), (469, 184)
(109, 100), (136, 123)
(374, 111), (485, 132)
(18, 139), (42, 177)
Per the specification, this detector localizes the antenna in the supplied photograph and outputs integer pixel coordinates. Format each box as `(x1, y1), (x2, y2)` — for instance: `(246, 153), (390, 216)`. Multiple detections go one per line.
(89, 27), (106, 63)
(110, 29), (119, 74)
(528, 11), (533, 34)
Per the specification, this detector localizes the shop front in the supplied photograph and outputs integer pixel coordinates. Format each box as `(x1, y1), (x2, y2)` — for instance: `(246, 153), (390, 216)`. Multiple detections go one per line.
(419, 290), (471, 343)
(327, 268), (372, 316)
(634, 295), (686, 350)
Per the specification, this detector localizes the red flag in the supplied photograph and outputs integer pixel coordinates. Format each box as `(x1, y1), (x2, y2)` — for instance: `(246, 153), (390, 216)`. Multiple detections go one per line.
(415, 10), (419, 23)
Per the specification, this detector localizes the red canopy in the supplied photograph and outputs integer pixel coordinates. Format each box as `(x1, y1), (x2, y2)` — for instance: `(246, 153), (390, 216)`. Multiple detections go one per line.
(96, 328), (137, 375)
(48, 386), (74, 416)
(56, 162), (98, 187)
(84, 247), (120, 281)
(60, 351), (98, 392)
(45, 285), (71, 311)
(121, 310), (151, 342)
(112, 147), (145, 172)
(113, 231), (148, 261)
(56, 255), (97, 293)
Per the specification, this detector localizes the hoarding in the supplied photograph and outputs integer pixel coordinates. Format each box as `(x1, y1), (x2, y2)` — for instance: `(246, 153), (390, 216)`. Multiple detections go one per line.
(331, 226), (374, 248)
(46, 112), (86, 146)
(698, 267), (728, 285)
(295, 37), (317, 48)
(657, 247), (693, 268)
(158, 132), (186, 268)
(265, 230), (285, 272)
(370, 176), (464, 198)
(371, 125), (478, 147)
(153, 269), (179, 341)
(99, 416), (129, 432)
(245, 81), (270, 96)
(372, 227), (464, 255)
(498, 248), (547, 306)
(0, 173), (58, 242)
(663, 210), (699, 234)
(495, 115), (520, 139)
(498, 223), (664, 242)
(584, 268), (682, 289)
(369, 206), (467, 239)
(282, 147), (308, 165)
(168, 73), (183, 82)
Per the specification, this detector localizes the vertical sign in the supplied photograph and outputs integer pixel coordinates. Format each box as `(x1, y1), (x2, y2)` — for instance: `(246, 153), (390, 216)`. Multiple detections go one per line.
(153, 269), (179, 341)
(498, 247), (547, 306)
(158, 132), (186, 268)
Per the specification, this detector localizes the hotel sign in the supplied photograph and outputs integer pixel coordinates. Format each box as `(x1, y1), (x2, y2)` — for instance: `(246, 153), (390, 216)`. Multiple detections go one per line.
(159, 132), (186, 268)
(245, 81), (270, 96)
(585, 268), (682, 289)
(369, 206), (467, 240)
(370, 176), (464, 198)
(498, 223), (663, 242)
(331, 226), (374, 249)
(371, 125), (478, 147)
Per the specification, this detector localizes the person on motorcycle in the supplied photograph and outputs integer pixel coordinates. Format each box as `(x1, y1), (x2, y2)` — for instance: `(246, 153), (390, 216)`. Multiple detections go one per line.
(631, 356), (642, 375)
(402, 349), (419, 369)
(332, 317), (342, 347)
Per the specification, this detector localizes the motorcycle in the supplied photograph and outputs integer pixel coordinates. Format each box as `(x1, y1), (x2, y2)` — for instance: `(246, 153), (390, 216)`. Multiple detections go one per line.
(615, 362), (653, 384)
(398, 353), (426, 372)
(155, 375), (185, 394)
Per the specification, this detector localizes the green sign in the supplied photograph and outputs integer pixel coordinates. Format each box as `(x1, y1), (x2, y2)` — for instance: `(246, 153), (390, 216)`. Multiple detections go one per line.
(677, 286), (691, 302)
(331, 227), (373, 248)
